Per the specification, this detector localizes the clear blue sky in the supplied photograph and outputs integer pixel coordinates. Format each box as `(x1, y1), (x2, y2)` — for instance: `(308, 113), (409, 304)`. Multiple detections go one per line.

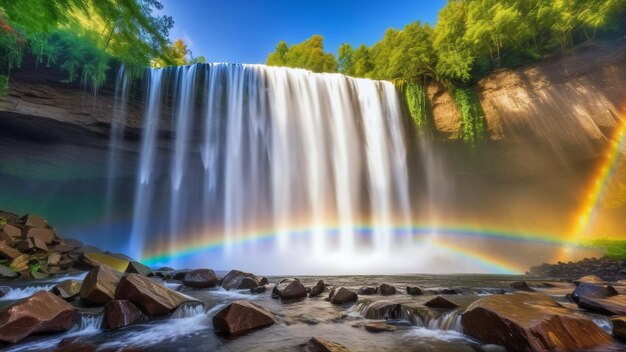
(160, 0), (447, 64)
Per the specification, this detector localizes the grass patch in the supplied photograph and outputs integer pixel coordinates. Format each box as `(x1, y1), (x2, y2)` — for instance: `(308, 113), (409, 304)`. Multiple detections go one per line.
(584, 239), (626, 260)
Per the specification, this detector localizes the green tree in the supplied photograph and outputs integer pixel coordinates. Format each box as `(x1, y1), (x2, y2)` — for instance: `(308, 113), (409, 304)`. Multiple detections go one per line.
(351, 44), (374, 77)
(337, 43), (354, 75)
(266, 35), (337, 73)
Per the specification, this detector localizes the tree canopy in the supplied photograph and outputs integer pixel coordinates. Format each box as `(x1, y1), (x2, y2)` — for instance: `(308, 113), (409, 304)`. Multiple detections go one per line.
(266, 35), (336, 73)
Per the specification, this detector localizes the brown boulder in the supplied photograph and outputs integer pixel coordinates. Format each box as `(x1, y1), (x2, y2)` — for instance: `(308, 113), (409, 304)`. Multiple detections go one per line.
(364, 322), (397, 332)
(29, 236), (48, 252)
(250, 285), (267, 294)
(461, 292), (613, 352)
(510, 281), (534, 292)
(52, 280), (82, 300)
(572, 283), (626, 315)
(379, 283), (396, 296)
(79, 265), (121, 305)
(305, 337), (352, 352)
(574, 275), (604, 285)
(611, 316), (626, 341)
(125, 261), (153, 277)
(272, 278), (307, 300)
(220, 269), (260, 290)
(104, 300), (148, 329)
(0, 243), (21, 260)
(10, 255), (30, 272)
(182, 269), (218, 288)
(212, 300), (275, 335)
(27, 228), (55, 244)
(82, 252), (130, 272)
(309, 280), (325, 297)
(407, 286), (423, 295)
(115, 273), (196, 316)
(425, 296), (460, 309)
(0, 291), (75, 343)
(2, 224), (21, 238)
(329, 287), (358, 305)
(21, 214), (47, 229)
(362, 300), (401, 319)
(357, 287), (378, 295)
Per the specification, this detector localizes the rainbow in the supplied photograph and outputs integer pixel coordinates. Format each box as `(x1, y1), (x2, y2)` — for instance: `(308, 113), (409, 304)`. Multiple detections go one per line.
(570, 109), (626, 241)
(141, 223), (574, 274)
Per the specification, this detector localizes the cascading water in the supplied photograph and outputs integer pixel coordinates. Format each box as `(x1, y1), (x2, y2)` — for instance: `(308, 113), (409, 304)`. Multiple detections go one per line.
(118, 63), (428, 273)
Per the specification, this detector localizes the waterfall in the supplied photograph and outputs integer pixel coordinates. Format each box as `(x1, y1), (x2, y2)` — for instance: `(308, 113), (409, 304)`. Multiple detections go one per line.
(125, 64), (412, 270)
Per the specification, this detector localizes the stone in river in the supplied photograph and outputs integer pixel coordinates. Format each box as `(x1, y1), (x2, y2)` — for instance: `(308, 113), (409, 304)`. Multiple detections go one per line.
(510, 281), (534, 292)
(272, 278), (307, 300)
(0, 264), (16, 279)
(611, 316), (626, 341)
(115, 273), (197, 316)
(2, 224), (21, 238)
(329, 287), (358, 305)
(379, 283), (397, 296)
(212, 300), (275, 335)
(104, 300), (148, 329)
(52, 280), (82, 300)
(407, 286), (423, 295)
(425, 296), (460, 309)
(574, 275), (604, 285)
(0, 243), (21, 260)
(81, 252), (130, 272)
(182, 269), (218, 288)
(79, 265), (121, 305)
(126, 261), (153, 277)
(309, 280), (325, 297)
(362, 300), (401, 320)
(220, 269), (260, 290)
(461, 292), (613, 351)
(0, 291), (75, 343)
(305, 336), (352, 352)
(251, 285), (267, 294)
(364, 322), (397, 333)
(357, 286), (378, 295)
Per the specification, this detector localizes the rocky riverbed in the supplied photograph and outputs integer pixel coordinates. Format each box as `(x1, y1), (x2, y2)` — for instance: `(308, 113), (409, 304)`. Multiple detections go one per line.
(1, 211), (626, 351)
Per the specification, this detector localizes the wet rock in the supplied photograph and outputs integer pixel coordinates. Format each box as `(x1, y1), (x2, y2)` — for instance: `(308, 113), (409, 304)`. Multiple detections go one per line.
(182, 269), (218, 288)
(104, 300), (148, 329)
(13, 239), (33, 253)
(26, 227), (55, 244)
(47, 252), (62, 265)
(407, 286), (423, 296)
(0, 264), (16, 279)
(461, 292), (613, 351)
(362, 300), (401, 319)
(213, 300), (275, 335)
(10, 255), (30, 272)
(572, 283), (618, 302)
(55, 337), (97, 352)
(611, 316), (626, 341)
(309, 280), (325, 297)
(250, 285), (267, 294)
(126, 261), (153, 277)
(272, 278), (307, 300)
(425, 296), (460, 309)
(571, 283), (626, 315)
(0, 243), (21, 260)
(21, 214), (47, 229)
(79, 265), (121, 305)
(0, 291), (75, 343)
(169, 269), (191, 280)
(259, 277), (269, 286)
(115, 273), (196, 316)
(357, 286), (378, 295)
(29, 236), (48, 252)
(364, 322), (397, 333)
(81, 252), (130, 272)
(305, 336), (352, 352)
(510, 281), (534, 292)
(574, 275), (604, 285)
(2, 224), (21, 238)
(220, 269), (260, 290)
(329, 287), (358, 305)
(379, 283), (396, 296)
(52, 280), (82, 300)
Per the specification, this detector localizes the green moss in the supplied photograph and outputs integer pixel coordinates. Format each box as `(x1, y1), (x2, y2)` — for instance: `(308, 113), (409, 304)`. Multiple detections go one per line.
(584, 239), (626, 259)
(452, 87), (485, 146)
(405, 82), (428, 128)
(0, 216), (6, 225)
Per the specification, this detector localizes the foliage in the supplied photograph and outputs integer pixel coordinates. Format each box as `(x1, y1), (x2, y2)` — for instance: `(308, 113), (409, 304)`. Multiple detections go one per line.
(452, 87), (485, 146)
(0, 216), (6, 226)
(266, 35), (337, 73)
(585, 239), (626, 259)
(404, 82), (428, 127)
(153, 38), (205, 67)
(29, 262), (42, 273)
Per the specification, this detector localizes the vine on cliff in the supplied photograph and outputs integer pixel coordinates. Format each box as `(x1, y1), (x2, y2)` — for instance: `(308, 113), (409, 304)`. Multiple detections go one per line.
(452, 87), (485, 146)
(405, 82), (428, 128)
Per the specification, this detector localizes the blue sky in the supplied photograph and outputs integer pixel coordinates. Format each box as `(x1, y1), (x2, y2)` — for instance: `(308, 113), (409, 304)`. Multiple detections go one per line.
(161, 0), (447, 64)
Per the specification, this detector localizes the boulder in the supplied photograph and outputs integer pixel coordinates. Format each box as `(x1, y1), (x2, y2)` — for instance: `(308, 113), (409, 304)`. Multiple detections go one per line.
(0, 291), (75, 343)
(259, 277), (269, 286)
(126, 261), (153, 277)
(212, 300), (275, 335)
(26, 228), (55, 244)
(329, 287), (358, 305)
(0, 243), (21, 260)
(272, 278), (307, 300)
(309, 280), (325, 297)
(220, 270), (260, 290)
(21, 214), (47, 229)
(82, 252), (129, 272)
(611, 316), (626, 341)
(574, 275), (604, 285)
(407, 286), (423, 296)
(29, 236), (48, 252)
(461, 292), (613, 352)
(115, 273), (196, 316)
(0, 264), (16, 279)
(571, 283), (626, 315)
(357, 287), (378, 295)
(79, 265), (121, 305)
(2, 224), (21, 238)
(364, 322), (397, 333)
(305, 337), (352, 352)
(379, 283), (396, 296)
(104, 300), (148, 329)
(182, 269), (218, 288)
(52, 280), (82, 300)
(362, 300), (401, 320)
(10, 255), (30, 272)
(425, 296), (460, 309)
(250, 286), (267, 294)
(510, 281), (534, 292)
(47, 252), (62, 265)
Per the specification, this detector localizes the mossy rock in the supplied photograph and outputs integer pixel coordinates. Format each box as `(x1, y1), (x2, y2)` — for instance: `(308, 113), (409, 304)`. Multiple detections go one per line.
(83, 252), (129, 272)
